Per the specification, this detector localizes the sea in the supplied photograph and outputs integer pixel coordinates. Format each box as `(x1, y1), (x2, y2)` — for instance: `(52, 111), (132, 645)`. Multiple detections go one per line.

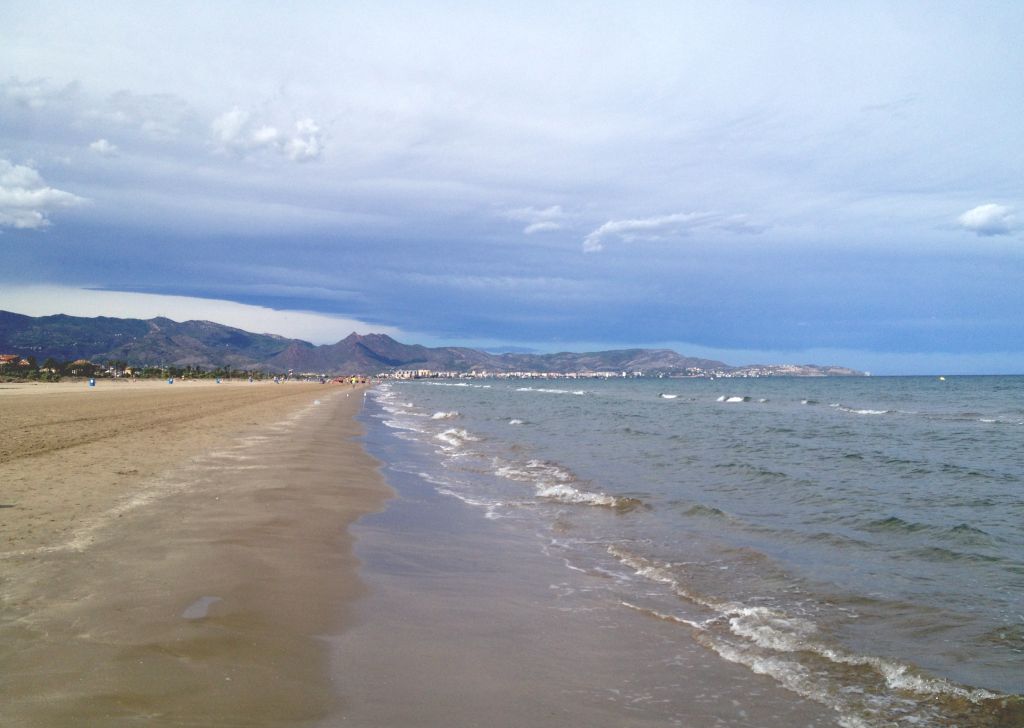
(361, 375), (1023, 727)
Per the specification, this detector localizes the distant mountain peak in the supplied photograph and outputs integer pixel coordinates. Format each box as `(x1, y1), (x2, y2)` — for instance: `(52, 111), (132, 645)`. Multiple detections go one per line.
(0, 310), (864, 377)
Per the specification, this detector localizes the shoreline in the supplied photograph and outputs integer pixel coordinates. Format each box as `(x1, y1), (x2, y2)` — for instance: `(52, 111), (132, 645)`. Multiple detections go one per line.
(348, 379), (1024, 727)
(0, 380), (392, 726)
(336, 387), (841, 726)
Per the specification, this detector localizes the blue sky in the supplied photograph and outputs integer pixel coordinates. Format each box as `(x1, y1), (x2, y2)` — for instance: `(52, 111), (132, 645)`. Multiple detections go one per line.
(2, 1), (1022, 374)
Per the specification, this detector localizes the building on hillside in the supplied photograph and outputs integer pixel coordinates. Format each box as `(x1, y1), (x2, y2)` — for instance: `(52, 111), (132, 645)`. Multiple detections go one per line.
(68, 359), (94, 376)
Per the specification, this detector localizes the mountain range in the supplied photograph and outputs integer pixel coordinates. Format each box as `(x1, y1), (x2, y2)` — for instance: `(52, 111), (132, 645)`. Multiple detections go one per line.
(0, 310), (862, 376)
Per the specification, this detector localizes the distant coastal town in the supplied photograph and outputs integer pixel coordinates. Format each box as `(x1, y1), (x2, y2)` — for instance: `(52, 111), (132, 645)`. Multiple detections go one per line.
(383, 364), (866, 380)
(0, 355), (863, 384)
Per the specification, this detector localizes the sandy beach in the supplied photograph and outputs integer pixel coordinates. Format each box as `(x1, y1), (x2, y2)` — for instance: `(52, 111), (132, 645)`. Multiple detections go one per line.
(0, 380), (391, 726)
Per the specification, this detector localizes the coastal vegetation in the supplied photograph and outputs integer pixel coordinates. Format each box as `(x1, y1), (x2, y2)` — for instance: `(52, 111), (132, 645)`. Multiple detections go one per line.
(0, 355), (277, 383)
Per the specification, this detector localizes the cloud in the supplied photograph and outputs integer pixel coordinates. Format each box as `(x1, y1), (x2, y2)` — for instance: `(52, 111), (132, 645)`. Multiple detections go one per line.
(251, 125), (280, 145)
(0, 285), (405, 344)
(524, 221), (562, 234)
(582, 211), (764, 252)
(89, 138), (119, 156)
(211, 107), (255, 148)
(0, 160), (85, 230)
(957, 203), (1016, 236)
(0, 77), (80, 110)
(212, 109), (323, 162)
(285, 118), (323, 162)
(503, 205), (567, 234)
(100, 90), (196, 140)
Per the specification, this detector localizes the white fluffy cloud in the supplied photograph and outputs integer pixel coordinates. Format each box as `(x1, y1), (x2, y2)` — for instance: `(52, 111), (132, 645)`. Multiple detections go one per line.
(211, 108), (323, 162)
(503, 205), (567, 235)
(582, 211), (763, 252)
(211, 107), (257, 148)
(0, 160), (85, 230)
(285, 118), (323, 162)
(957, 203), (1016, 236)
(89, 138), (119, 156)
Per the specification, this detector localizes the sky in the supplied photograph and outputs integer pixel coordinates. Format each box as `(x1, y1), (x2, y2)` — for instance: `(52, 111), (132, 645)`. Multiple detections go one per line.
(1, 1), (1022, 374)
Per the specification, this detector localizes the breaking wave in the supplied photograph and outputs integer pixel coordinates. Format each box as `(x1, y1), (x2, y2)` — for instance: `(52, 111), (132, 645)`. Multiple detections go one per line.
(606, 545), (1012, 726)
(431, 410), (460, 419)
(831, 403), (892, 415)
(434, 428), (481, 449)
(494, 459), (641, 511)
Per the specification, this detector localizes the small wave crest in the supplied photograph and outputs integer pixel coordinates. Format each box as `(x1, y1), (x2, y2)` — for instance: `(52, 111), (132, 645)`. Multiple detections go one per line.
(495, 459), (641, 510)
(863, 515), (928, 534)
(383, 419), (427, 433)
(831, 403), (892, 415)
(515, 387), (586, 395)
(430, 410), (460, 420)
(607, 545), (1010, 725)
(434, 428), (481, 449)
(682, 503), (729, 519)
(978, 416), (1024, 425)
(717, 395), (751, 403)
(861, 516), (994, 546)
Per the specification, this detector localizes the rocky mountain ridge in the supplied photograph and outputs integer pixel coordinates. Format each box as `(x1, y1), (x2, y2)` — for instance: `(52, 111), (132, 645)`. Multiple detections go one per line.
(0, 310), (863, 376)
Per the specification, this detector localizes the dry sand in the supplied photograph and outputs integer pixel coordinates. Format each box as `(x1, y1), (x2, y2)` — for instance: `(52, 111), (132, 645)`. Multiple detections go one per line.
(0, 379), (391, 726)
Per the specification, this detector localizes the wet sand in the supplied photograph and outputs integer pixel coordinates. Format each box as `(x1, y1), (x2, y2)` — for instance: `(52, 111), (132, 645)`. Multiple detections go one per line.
(0, 380), (390, 726)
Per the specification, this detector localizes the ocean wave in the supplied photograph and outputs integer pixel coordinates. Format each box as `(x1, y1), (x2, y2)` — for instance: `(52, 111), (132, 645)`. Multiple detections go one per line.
(537, 483), (624, 507)
(508, 418), (525, 425)
(979, 623), (1024, 651)
(434, 428), (481, 449)
(608, 545), (1010, 725)
(515, 387), (586, 395)
(621, 601), (708, 629)
(495, 459), (574, 485)
(430, 410), (460, 420)
(804, 531), (875, 549)
(908, 545), (1004, 565)
(434, 487), (508, 520)
(831, 403), (892, 415)
(494, 459), (641, 510)
(607, 546), (705, 603)
(948, 522), (992, 541)
(382, 406), (426, 418)
(713, 461), (790, 481)
(861, 517), (996, 547)
(862, 515), (929, 534)
(383, 419), (427, 433)
(716, 395), (750, 403)
(681, 503), (729, 519)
